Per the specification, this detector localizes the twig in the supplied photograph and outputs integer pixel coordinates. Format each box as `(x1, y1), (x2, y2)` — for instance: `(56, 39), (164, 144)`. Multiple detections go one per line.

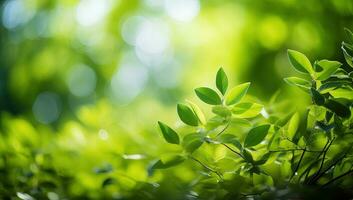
(269, 148), (321, 153)
(288, 148), (306, 185)
(321, 169), (353, 188)
(221, 143), (245, 159)
(189, 156), (223, 180)
(216, 121), (231, 137)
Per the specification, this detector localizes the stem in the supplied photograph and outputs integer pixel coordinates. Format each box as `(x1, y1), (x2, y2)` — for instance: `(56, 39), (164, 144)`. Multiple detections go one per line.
(321, 169), (353, 188)
(216, 121), (231, 137)
(189, 156), (223, 180)
(269, 148), (321, 153)
(288, 148), (306, 185)
(221, 143), (245, 159)
(308, 138), (335, 184)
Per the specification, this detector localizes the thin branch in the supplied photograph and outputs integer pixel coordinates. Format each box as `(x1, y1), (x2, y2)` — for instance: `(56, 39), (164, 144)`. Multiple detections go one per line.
(189, 156), (223, 180)
(216, 121), (231, 137)
(269, 148), (322, 153)
(321, 169), (353, 188)
(288, 148), (306, 185)
(221, 143), (245, 159)
(308, 138), (335, 184)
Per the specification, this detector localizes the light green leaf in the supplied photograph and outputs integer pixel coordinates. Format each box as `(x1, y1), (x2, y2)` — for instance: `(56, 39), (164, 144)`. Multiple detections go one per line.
(186, 100), (207, 124)
(284, 77), (311, 92)
(195, 87), (222, 105)
(216, 67), (228, 95)
(287, 49), (314, 75)
(314, 60), (342, 81)
(329, 88), (353, 100)
(244, 124), (271, 147)
(177, 104), (199, 126)
(212, 105), (232, 117)
(287, 112), (300, 139)
(182, 133), (204, 153)
(232, 102), (264, 118)
(158, 121), (180, 144)
(225, 82), (251, 105)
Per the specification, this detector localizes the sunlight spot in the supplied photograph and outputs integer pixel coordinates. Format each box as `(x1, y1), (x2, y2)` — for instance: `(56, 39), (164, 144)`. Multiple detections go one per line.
(2, 0), (34, 29)
(67, 64), (96, 97)
(98, 129), (109, 140)
(121, 16), (146, 46)
(32, 92), (61, 124)
(260, 108), (269, 119)
(111, 54), (148, 104)
(122, 154), (145, 160)
(164, 0), (200, 22)
(76, 0), (110, 26)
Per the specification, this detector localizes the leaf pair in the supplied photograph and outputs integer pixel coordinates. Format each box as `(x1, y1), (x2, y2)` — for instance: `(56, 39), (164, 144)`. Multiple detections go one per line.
(287, 50), (342, 81)
(195, 68), (250, 106)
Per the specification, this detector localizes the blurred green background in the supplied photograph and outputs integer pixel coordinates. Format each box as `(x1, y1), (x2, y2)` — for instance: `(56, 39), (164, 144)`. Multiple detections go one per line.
(0, 0), (353, 199)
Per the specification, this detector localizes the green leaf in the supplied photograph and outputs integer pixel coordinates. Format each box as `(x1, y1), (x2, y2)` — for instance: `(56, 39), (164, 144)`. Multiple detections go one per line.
(242, 149), (253, 163)
(177, 104), (199, 126)
(287, 49), (314, 75)
(287, 112), (300, 139)
(212, 105), (232, 117)
(329, 88), (353, 100)
(225, 82), (251, 105)
(232, 102), (264, 118)
(342, 45), (353, 68)
(284, 77), (311, 92)
(254, 152), (271, 165)
(310, 88), (325, 105)
(324, 99), (351, 118)
(182, 133), (204, 153)
(195, 87), (222, 105)
(218, 134), (242, 150)
(186, 100), (207, 124)
(151, 154), (186, 170)
(158, 121), (180, 144)
(318, 81), (347, 93)
(244, 124), (271, 147)
(216, 67), (228, 95)
(314, 60), (342, 81)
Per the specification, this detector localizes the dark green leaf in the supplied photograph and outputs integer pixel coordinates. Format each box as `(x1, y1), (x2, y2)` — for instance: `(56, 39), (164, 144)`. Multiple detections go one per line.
(102, 178), (116, 187)
(182, 133), (204, 153)
(158, 121), (180, 144)
(254, 152), (271, 165)
(324, 99), (351, 118)
(287, 49), (314, 75)
(151, 155), (186, 170)
(177, 103), (199, 126)
(216, 67), (228, 95)
(310, 88), (325, 105)
(225, 82), (251, 105)
(195, 87), (222, 105)
(242, 149), (253, 163)
(186, 100), (207, 124)
(244, 124), (271, 147)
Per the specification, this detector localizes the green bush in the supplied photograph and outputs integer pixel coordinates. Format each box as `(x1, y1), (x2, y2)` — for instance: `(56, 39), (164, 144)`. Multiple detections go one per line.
(156, 29), (353, 199)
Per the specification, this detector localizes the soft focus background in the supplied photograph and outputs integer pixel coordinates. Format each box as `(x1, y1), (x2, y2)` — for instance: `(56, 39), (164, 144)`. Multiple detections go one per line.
(0, 0), (353, 199)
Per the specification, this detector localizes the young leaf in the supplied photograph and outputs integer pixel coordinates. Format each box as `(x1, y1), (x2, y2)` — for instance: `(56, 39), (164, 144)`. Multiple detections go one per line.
(287, 49), (314, 75)
(244, 124), (271, 147)
(186, 100), (207, 124)
(342, 46), (353, 68)
(284, 77), (311, 92)
(324, 99), (351, 118)
(225, 82), (251, 105)
(195, 87), (222, 105)
(310, 88), (325, 105)
(177, 104), (199, 126)
(182, 133), (204, 153)
(216, 68), (228, 95)
(158, 121), (180, 144)
(314, 60), (342, 81)
(232, 102), (264, 118)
